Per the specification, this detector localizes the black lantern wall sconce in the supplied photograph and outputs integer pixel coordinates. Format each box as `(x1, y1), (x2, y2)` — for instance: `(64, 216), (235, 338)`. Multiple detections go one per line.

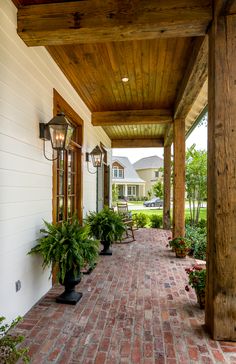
(86, 145), (104, 170)
(39, 112), (74, 161)
(86, 145), (104, 212)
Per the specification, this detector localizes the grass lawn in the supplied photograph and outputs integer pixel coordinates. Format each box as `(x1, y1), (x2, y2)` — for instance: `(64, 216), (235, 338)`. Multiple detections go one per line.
(130, 207), (207, 220)
(127, 201), (145, 205)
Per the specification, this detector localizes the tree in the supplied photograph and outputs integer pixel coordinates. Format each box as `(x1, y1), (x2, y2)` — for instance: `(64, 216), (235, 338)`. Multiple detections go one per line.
(147, 189), (152, 200)
(185, 144), (207, 225)
(153, 181), (164, 199)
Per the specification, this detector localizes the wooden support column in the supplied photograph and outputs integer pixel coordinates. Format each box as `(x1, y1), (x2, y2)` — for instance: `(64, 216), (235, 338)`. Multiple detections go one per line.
(206, 9), (236, 341)
(173, 119), (185, 237)
(163, 145), (171, 229)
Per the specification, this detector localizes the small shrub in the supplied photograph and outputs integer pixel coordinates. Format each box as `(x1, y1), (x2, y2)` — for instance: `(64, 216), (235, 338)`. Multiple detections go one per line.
(185, 217), (207, 229)
(197, 219), (207, 229)
(185, 224), (207, 260)
(0, 316), (29, 364)
(132, 213), (149, 228)
(149, 214), (162, 228)
(193, 236), (207, 260)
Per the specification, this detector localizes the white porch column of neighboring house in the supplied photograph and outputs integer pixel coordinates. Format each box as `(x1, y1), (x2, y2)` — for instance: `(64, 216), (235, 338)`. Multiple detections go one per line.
(124, 184), (128, 197)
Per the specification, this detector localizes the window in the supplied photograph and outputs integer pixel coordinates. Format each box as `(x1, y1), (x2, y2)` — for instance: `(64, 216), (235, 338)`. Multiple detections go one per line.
(112, 166), (124, 179)
(127, 186), (136, 196)
(155, 171), (159, 178)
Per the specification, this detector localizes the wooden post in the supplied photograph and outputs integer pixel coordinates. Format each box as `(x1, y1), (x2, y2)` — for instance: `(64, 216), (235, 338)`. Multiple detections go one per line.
(173, 119), (185, 237)
(163, 145), (171, 229)
(206, 10), (236, 341)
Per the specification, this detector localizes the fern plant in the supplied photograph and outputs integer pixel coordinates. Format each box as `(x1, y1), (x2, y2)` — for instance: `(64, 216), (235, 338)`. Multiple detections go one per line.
(85, 207), (125, 244)
(28, 215), (99, 283)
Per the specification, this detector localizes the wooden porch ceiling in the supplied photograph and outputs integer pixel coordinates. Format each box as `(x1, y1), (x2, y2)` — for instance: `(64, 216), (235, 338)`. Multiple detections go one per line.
(14, 0), (210, 148)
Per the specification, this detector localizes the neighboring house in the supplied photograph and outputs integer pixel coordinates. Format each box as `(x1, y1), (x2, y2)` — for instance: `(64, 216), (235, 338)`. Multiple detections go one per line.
(133, 156), (164, 196)
(112, 157), (145, 199)
(1, 1), (111, 324)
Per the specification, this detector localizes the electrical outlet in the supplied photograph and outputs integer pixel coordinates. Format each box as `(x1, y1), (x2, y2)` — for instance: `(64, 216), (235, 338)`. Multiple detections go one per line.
(15, 280), (21, 292)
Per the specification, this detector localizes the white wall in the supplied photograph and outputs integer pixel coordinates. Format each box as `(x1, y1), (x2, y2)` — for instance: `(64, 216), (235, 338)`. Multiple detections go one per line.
(0, 0), (111, 323)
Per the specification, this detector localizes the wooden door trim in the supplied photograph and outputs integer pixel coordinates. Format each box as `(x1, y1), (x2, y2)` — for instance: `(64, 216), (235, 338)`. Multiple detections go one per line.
(53, 89), (84, 224)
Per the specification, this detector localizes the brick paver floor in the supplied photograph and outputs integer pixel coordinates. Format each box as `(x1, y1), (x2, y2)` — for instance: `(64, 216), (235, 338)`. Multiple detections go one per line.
(14, 229), (236, 363)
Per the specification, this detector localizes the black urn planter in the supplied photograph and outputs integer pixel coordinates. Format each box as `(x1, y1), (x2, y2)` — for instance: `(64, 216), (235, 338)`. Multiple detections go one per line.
(99, 240), (112, 255)
(56, 270), (83, 305)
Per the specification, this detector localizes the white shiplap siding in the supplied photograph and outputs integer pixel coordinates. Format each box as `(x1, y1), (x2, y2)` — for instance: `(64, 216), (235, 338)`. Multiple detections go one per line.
(0, 0), (111, 322)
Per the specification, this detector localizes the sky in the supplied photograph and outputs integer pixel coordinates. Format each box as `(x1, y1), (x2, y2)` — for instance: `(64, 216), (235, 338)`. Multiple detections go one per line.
(112, 122), (208, 163)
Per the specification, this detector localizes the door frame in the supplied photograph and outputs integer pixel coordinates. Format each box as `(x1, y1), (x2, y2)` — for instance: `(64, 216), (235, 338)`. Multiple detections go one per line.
(52, 89), (84, 224)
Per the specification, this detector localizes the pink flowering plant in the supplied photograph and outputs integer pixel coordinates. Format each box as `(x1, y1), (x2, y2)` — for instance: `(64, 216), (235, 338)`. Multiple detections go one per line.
(169, 236), (191, 251)
(185, 265), (206, 294)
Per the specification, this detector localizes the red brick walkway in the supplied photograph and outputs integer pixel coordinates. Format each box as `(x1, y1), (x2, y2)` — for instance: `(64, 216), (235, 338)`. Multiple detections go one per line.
(15, 229), (236, 363)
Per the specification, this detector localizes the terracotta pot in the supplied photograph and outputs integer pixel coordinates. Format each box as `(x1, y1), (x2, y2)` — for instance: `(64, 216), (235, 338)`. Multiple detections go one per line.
(196, 291), (205, 309)
(175, 248), (188, 258)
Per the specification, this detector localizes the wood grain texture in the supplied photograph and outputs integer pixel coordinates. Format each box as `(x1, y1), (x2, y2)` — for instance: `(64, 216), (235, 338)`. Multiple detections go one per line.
(206, 12), (236, 341)
(163, 145), (171, 229)
(164, 125), (173, 147)
(173, 119), (185, 238)
(111, 138), (163, 148)
(47, 38), (192, 112)
(214, 0), (236, 16)
(17, 0), (212, 46)
(15, 0), (72, 4)
(102, 124), (167, 140)
(92, 109), (172, 126)
(228, 0), (236, 14)
(174, 36), (208, 120)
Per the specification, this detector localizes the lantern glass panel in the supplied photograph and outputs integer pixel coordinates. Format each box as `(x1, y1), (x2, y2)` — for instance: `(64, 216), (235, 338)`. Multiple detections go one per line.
(49, 124), (67, 150)
(91, 152), (102, 167)
(65, 124), (74, 149)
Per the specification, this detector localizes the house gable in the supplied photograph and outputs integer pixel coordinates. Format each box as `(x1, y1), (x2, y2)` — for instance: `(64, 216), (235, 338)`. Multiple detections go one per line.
(112, 161), (125, 170)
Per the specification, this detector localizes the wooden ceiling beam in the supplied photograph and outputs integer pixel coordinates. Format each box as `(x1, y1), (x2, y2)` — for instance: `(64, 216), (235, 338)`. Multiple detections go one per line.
(17, 0), (212, 46)
(111, 138), (164, 148)
(92, 109), (172, 126)
(174, 36), (208, 121)
(214, 0), (236, 16)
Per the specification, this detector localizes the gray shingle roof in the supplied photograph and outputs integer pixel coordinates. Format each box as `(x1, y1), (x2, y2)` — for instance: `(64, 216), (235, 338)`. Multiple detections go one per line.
(112, 156), (145, 183)
(133, 155), (163, 170)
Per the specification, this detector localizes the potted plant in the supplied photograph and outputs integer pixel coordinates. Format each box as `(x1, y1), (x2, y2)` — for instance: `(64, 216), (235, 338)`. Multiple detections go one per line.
(169, 236), (191, 258)
(28, 215), (99, 305)
(0, 316), (29, 363)
(185, 265), (206, 309)
(85, 207), (126, 255)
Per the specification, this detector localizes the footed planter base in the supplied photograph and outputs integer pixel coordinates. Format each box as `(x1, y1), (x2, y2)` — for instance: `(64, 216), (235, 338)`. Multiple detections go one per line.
(100, 248), (112, 256)
(100, 241), (112, 256)
(56, 291), (82, 305)
(57, 270), (82, 305)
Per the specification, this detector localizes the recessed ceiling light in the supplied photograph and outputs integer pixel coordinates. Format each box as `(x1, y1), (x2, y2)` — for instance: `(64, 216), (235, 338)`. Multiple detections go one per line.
(121, 77), (129, 83)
